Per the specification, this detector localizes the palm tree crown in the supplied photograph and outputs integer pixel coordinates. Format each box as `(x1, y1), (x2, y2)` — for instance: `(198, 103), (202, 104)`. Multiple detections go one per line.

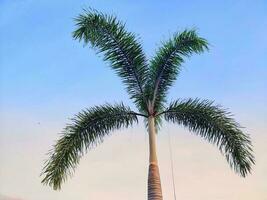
(41, 9), (254, 192)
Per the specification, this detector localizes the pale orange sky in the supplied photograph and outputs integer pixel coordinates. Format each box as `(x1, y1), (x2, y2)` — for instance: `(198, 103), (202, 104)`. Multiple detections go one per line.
(0, 112), (266, 200)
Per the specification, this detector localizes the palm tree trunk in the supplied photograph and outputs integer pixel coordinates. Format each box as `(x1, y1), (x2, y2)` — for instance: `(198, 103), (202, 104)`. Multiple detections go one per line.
(147, 116), (163, 200)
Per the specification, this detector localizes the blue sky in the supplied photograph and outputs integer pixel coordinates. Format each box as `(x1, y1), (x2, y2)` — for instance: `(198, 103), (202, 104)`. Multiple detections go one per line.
(1, 0), (266, 118)
(0, 1), (266, 199)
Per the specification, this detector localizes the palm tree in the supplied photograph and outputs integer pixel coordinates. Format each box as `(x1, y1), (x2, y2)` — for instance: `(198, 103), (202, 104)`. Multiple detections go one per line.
(41, 9), (254, 200)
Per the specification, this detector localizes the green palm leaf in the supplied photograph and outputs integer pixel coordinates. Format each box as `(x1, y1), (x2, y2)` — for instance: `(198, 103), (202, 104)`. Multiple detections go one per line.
(147, 30), (209, 113)
(162, 98), (255, 176)
(41, 103), (140, 190)
(73, 9), (148, 113)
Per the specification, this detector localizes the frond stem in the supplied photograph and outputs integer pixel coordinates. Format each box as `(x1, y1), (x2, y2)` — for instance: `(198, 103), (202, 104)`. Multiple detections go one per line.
(96, 24), (149, 111)
(151, 41), (184, 107)
(130, 112), (148, 118)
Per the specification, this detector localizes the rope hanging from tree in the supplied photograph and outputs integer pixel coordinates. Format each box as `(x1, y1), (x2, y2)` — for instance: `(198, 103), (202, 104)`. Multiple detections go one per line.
(167, 125), (177, 200)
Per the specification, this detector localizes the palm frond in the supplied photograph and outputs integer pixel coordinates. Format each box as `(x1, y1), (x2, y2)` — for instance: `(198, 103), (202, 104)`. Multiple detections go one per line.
(162, 98), (255, 177)
(73, 9), (148, 113)
(147, 30), (208, 113)
(41, 103), (141, 190)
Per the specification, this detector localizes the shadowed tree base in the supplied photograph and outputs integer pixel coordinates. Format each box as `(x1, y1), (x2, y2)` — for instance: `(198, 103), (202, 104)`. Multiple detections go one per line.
(148, 163), (163, 200)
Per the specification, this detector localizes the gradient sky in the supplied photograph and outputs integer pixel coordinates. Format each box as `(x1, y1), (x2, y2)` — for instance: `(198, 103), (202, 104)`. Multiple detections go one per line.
(0, 0), (267, 199)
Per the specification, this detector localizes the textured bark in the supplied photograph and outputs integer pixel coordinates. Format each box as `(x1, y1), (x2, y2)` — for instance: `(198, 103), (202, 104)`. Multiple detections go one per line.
(147, 117), (163, 200)
(148, 163), (163, 200)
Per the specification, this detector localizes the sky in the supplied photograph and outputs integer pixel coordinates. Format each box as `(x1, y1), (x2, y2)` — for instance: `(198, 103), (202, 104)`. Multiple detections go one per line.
(0, 0), (267, 199)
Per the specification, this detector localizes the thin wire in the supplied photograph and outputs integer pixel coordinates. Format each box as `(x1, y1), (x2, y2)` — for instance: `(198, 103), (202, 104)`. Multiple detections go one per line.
(167, 126), (177, 200)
